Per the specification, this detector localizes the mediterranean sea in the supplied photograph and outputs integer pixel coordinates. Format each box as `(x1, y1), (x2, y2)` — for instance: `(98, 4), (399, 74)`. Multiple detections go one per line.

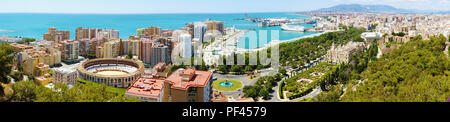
(0, 12), (317, 49)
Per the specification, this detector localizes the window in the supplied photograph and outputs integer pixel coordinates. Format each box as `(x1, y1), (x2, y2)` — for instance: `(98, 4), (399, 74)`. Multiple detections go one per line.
(188, 87), (197, 93)
(188, 93), (196, 97)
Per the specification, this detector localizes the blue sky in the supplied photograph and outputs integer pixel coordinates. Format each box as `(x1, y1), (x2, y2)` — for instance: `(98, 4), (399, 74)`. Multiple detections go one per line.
(0, 0), (448, 14)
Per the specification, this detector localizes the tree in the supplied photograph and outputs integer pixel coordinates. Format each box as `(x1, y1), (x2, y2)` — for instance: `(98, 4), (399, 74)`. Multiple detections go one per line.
(264, 81), (273, 91)
(231, 65), (242, 73)
(243, 86), (260, 99)
(353, 36), (364, 42)
(245, 65), (253, 72)
(259, 89), (270, 100)
(87, 54), (96, 59)
(218, 65), (228, 73)
(256, 79), (264, 86)
(341, 35), (450, 102)
(126, 49), (133, 59)
(0, 42), (14, 96)
(9, 81), (40, 102)
(279, 68), (287, 76)
(24, 38), (36, 44)
(9, 81), (142, 102)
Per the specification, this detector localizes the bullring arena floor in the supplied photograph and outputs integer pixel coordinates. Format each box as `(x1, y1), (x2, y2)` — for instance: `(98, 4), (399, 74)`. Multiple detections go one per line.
(95, 70), (129, 76)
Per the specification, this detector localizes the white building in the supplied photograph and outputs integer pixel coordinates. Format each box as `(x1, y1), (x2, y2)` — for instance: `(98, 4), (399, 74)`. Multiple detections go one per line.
(179, 34), (192, 58)
(52, 67), (78, 85)
(361, 32), (383, 42)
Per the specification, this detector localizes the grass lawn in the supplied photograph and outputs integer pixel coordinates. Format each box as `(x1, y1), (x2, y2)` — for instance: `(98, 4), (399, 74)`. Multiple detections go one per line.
(77, 78), (127, 95)
(212, 79), (243, 92)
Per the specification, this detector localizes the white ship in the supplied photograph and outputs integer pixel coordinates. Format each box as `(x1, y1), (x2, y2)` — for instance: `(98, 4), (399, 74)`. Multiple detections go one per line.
(281, 24), (305, 32)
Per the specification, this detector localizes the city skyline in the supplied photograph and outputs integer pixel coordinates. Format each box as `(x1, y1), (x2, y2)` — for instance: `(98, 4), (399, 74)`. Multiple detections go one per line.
(0, 0), (449, 14)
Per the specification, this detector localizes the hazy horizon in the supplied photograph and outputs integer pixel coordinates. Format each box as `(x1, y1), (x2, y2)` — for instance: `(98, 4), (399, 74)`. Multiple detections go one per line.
(0, 0), (448, 14)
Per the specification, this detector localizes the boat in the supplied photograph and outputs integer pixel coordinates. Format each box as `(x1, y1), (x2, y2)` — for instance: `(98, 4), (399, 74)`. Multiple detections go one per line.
(281, 24), (305, 32)
(306, 21), (317, 24)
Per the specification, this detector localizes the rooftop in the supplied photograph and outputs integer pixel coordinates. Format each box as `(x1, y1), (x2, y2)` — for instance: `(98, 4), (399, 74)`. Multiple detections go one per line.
(211, 92), (227, 102)
(165, 68), (213, 90)
(126, 77), (164, 99)
(53, 67), (77, 74)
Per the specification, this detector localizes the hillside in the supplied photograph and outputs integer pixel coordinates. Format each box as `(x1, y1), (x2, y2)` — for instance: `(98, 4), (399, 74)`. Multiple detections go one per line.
(341, 35), (450, 102)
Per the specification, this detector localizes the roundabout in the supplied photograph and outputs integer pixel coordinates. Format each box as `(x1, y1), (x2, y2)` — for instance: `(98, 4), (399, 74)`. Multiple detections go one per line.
(212, 79), (243, 92)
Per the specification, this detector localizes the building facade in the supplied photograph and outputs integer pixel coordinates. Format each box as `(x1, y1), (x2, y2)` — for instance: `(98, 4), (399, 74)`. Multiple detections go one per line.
(179, 34), (192, 58)
(139, 38), (153, 64)
(326, 42), (365, 64)
(122, 39), (140, 57)
(163, 68), (213, 102)
(60, 40), (79, 63)
(151, 44), (169, 66)
(52, 67), (78, 85)
(207, 21), (225, 34)
(75, 27), (100, 40)
(97, 29), (120, 40)
(43, 27), (70, 43)
(78, 38), (92, 57)
(137, 27), (161, 39)
(194, 22), (207, 43)
(76, 27), (119, 40)
(103, 40), (121, 58)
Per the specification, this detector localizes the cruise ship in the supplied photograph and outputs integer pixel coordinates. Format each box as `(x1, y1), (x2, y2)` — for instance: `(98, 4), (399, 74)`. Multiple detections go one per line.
(281, 24), (305, 32)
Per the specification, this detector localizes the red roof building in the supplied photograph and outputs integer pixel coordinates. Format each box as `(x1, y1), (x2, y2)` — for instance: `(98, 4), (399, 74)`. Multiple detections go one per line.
(163, 68), (213, 102)
(125, 77), (165, 102)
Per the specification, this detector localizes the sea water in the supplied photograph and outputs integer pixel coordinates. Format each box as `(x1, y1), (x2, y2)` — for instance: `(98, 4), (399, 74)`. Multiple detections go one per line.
(0, 12), (317, 49)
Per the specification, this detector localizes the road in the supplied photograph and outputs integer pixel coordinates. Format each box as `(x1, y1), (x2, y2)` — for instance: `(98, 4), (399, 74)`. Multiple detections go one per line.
(264, 76), (287, 102)
(288, 86), (322, 102)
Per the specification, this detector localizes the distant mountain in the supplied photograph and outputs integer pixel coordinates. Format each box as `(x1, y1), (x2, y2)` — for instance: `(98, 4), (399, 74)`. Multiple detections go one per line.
(297, 4), (449, 14)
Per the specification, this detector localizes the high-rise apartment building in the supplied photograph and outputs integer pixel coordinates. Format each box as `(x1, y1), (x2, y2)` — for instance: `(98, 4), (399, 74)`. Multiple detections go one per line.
(103, 40), (121, 58)
(151, 44), (169, 66)
(60, 40), (79, 63)
(121, 39), (140, 58)
(78, 38), (92, 57)
(179, 34), (192, 58)
(194, 22), (207, 43)
(207, 21), (225, 34)
(97, 29), (120, 39)
(76, 27), (119, 40)
(139, 38), (153, 64)
(137, 27), (161, 39)
(43, 27), (70, 43)
(75, 27), (100, 40)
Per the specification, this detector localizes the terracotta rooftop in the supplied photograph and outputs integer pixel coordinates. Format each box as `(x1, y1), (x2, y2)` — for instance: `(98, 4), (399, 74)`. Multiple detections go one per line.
(165, 68), (213, 90)
(234, 98), (255, 102)
(125, 77), (164, 99)
(182, 69), (196, 77)
(211, 92), (228, 102)
(152, 62), (166, 72)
